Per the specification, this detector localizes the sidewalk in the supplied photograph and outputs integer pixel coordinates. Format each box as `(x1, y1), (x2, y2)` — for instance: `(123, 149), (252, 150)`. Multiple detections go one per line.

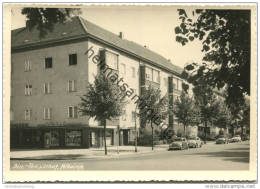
(10, 145), (169, 160)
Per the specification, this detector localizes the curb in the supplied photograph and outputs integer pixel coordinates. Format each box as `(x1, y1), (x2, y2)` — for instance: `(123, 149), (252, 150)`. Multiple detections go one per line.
(10, 148), (168, 161)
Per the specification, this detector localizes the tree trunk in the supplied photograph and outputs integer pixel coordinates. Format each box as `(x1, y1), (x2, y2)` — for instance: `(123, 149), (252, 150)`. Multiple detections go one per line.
(204, 121), (207, 144)
(135, 117), (137, 152)
(184, 125), (186, 137)
(151, 121), (154, 151)
(103, 119), (107, 155)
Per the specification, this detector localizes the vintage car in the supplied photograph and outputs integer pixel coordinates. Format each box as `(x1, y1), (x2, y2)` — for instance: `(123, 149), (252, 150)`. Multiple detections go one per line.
(241, 134), (250, 141)
(216, 135), (229, 144)
(229, 135), (242, 143)
(187, 137), (203, 148)
(169, 137), (189, 150)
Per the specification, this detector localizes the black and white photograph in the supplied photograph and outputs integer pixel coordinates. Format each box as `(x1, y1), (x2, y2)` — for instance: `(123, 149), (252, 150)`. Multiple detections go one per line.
(3, 2), (257, 183)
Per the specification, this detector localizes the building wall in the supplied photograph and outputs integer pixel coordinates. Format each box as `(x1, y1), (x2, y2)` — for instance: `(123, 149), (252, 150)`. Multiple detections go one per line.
(11, 40), (90, 126)
(86, 39), (141, 129)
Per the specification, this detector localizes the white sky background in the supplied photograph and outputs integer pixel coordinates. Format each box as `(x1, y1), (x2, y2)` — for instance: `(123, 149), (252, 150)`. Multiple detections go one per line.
(11, 6), (205, 68)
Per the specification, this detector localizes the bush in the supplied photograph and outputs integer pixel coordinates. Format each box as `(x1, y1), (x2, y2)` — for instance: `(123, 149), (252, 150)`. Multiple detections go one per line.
(137, 135), (152, 146)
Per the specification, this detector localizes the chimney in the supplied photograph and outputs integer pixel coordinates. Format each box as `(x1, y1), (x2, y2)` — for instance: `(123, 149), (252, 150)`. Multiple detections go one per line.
(144, 45), (149, 49)
(119, 32), (124, 39)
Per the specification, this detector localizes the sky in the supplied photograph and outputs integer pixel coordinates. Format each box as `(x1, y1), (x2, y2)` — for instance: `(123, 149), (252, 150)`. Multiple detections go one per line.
(11, 6), (205, 68)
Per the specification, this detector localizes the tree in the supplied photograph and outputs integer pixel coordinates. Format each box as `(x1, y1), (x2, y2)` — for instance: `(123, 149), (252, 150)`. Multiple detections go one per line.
(213, 99), (232, 135)
(173, 91), (199, 137)
(240, 99), (250, 135)
(192, 80), (220, 143)
(21, 8), (82, 37)
(175, 9), (250, 106)
(229, 98), (250, 137)
(79, 73), (127, 155)
(138, 85), (169, 150)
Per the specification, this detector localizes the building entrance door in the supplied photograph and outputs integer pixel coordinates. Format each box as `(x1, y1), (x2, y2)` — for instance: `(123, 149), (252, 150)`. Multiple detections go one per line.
(44, 132), (51, 148)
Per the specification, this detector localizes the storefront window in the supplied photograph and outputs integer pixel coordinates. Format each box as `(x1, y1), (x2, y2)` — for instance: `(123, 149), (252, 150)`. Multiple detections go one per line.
(65, 130), (82, 146)
(50, 130), (59, 146)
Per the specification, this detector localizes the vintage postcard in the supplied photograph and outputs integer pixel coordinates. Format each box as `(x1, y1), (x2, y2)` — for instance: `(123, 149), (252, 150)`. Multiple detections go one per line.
(3, 3), (257, 182)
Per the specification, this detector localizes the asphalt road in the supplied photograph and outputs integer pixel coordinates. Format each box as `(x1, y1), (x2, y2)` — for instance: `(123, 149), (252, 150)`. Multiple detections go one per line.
(10, 141), (249, 170)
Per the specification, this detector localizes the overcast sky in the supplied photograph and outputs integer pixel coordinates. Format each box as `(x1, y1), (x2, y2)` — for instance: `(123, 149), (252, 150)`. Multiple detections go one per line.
(11, 6), (205, 68)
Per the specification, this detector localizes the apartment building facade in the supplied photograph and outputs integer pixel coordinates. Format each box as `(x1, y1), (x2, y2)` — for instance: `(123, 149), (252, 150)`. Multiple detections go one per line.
(10, 16), (185, 149)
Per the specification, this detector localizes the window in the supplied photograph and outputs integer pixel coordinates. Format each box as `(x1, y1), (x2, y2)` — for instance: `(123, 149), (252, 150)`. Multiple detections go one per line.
(106, 51), (118, 70)
(24, 60), (31, 71)
(43, 108), (52, 120)
(152, 69), (160, 83)
(25, 109), (32, 120)
(164, 77), (168, 87)
(69, 54), (77, 65)
(45, 57), (52, 68)
(44, 83), (52, 94)
(146, 67), (152, 80)
(68, 106), (78, 118)
(120, 63), (126, 75)
(25, 84), (32, 96)
(173, 78), (177, 90)
(177, 79), (182, 91)
(132, 111), (136, 122)
(65, 130), (82, 146)
(122, 110), (126, 121)
(131, 67), (136, 78)
(67, 80), (77, 92)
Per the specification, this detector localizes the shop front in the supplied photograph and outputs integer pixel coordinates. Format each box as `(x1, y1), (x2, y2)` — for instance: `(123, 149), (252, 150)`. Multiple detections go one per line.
(10, 125), (90, 149)
(10, 125), (118, 149)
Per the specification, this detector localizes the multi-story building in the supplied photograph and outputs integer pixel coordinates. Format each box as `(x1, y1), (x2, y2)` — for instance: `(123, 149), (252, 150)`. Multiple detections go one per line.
(10, 16), (185, 149)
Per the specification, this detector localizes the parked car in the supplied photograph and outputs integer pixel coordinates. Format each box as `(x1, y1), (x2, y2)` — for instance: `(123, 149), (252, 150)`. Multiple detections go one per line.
(229, 135), (242, 143)
(216, 135), (229, 144)
(241, 134), (250, 141)
(169, 137), (189, 150)
(187, 137), (203, 148)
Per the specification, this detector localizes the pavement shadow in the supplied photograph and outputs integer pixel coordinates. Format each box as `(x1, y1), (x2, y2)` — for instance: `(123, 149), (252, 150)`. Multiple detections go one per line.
(187, 150), (249, 163)
(10, 154), (85, 160)
(227, 148), (249, 151)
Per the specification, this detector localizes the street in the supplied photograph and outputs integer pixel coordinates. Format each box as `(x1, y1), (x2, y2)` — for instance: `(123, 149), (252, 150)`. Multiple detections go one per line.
(10, 141), (249, 170)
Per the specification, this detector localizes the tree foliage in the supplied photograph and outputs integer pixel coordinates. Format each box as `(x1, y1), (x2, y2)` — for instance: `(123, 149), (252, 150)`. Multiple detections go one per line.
(173, 91), (199, 135)
(175, 9), (250, 106)
(213, 99), (232, 129)
(80, 72), (127, 154)
(21, 8), (82, 37)
(192, 80), (221, 142)
(138, 85), (169, 149)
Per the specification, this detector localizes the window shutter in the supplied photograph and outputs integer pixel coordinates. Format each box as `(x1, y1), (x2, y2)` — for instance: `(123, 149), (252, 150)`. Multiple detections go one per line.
(49, 83), (52, 93)
(74, 106), (78, 118)
(43, 83), (46, 94)
(29, 109), (32, 120)
(44, 108), (46, 120)
(24, 110), (27, 120)
(25, 85), (27, 95)
(74, 54), (77, 65)
(67, 81), (70, 92)
(48, 108), (52, 119)
(73, 80), (77, 92)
